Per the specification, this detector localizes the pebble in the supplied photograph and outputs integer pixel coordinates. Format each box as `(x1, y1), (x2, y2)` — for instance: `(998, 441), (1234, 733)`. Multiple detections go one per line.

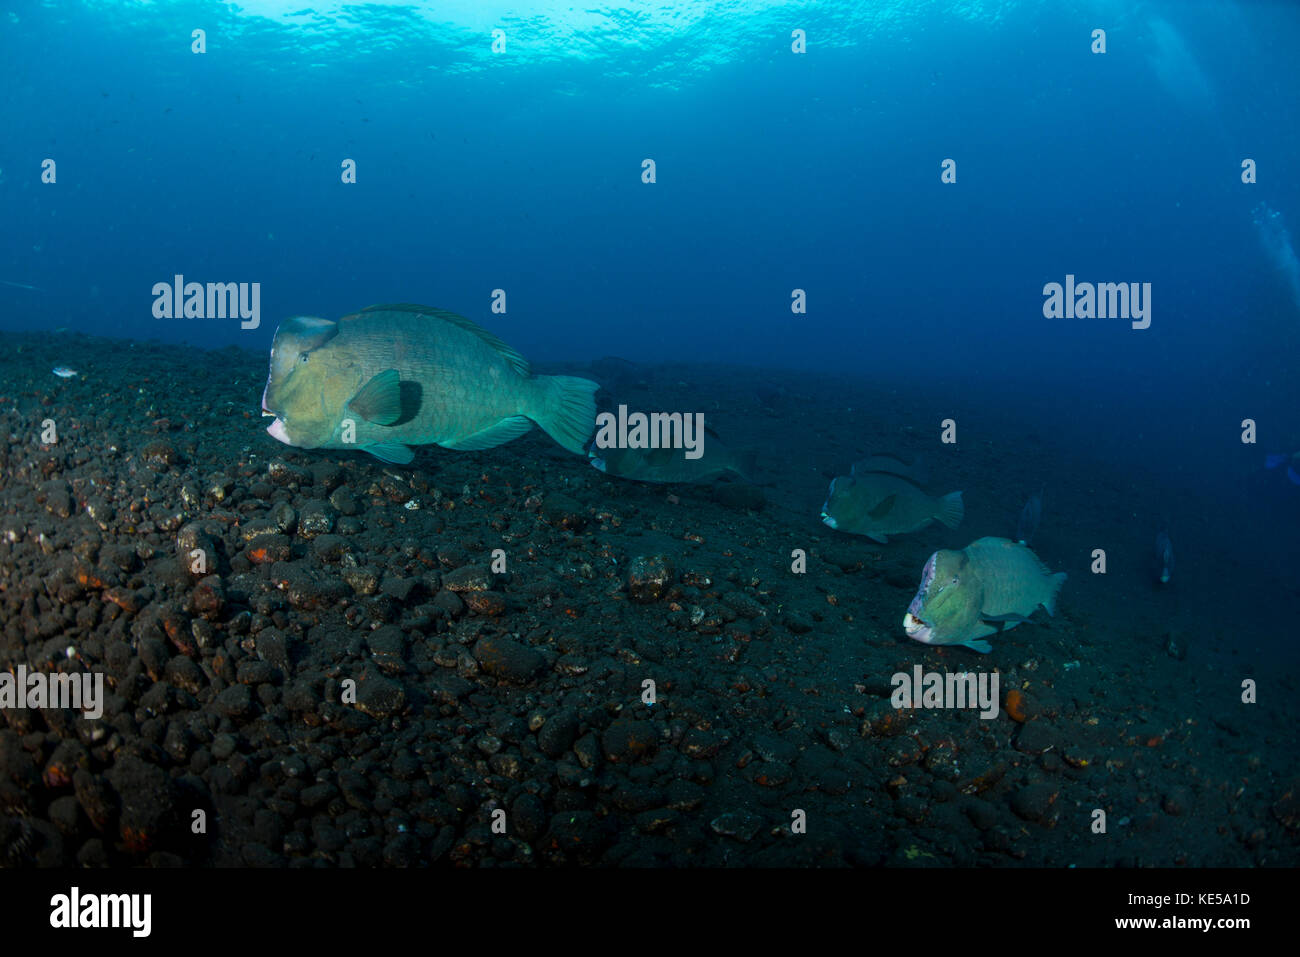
(710, 811), (762, 841)
(297, 500), (337, 538)
(104, 755), (178, 853)
(443, 566), (493, 593)
(626, 555), (675, 603)
(328, 486), (360, 516)
(537, 710), (580, 758)
(215, 684), (253, 718)
(601, 719), (658, 763)
(354, 672), (407, 719)
(471, 636), (546, 683)
(1009, 782), (1059, 823)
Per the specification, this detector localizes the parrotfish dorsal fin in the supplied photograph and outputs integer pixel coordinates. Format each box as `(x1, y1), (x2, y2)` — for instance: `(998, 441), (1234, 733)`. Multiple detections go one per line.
(348, 369), (403, 425)
(852, 452), (929, 486)
(353, 304), (531, 377)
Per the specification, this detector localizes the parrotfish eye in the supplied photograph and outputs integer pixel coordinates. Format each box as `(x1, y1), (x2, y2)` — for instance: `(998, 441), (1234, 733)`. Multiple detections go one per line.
(300, 354), (309, 363)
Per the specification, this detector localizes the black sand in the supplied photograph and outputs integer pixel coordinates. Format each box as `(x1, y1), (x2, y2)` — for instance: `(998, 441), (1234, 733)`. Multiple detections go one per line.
(1, 331), (1295, 867)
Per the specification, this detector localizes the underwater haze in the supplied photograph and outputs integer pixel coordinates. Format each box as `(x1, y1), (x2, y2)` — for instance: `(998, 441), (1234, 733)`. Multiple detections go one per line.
(1, 0), (1299, 875)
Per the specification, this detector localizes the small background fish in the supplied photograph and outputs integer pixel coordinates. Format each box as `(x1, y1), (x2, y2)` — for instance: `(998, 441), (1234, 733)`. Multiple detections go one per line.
(1265, 451), (1300, 485)
(52, 366), (78, 378)
(1155, 528), (1174, 584)
(1017, 486), (1043, 545)
(821, 454), (960, 543)
(590, 426), (756, 484)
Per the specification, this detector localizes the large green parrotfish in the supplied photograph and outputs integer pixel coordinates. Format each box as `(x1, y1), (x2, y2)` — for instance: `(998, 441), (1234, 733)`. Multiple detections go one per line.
(903, 537), (1067, 653)
(261, 303), (599, 465)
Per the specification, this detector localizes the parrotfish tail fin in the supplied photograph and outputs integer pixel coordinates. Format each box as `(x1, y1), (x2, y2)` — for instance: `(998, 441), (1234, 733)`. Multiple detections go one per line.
(533, 375), (600, 455)
(1043, 572), (1068, 616)
(1265, 453), (1287, 469)
(962, 638), (993, 653)
(935, 491), (964, 529)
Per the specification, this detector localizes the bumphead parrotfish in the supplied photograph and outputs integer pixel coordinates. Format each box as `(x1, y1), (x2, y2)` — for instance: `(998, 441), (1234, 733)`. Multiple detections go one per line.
(903, 537), (1066, 653)
(821, 456), (961, 544)
(261, 303), (599, 465)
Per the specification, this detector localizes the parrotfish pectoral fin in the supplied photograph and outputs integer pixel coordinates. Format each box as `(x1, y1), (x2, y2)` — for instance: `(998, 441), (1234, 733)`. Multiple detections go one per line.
(865, 531), (888, 544)
(867, 494), (897, 520)
(348, 369), (403, 425)
(962, 639), (993, 653)
(365, 441), (414, 465)
(1265, 453), (1288, 469)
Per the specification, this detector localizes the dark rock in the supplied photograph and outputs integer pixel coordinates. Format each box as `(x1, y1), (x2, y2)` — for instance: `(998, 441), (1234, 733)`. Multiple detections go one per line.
(542, 810), (610, 864)
(1162, 786), (1192, 816)
(341, 565), (381, 596)
(104, 755), (178, 853)
(1013, 720), (1056, 755)
(297, 500), (337, 539)
(784, 611), (814, 634)
(329, 486), (360, 516)
(537, 710), (580, 758)
(140, 440), (179, 470)
(472, 636), (546, 683)
(710, 811), (763, 841)
(353, 672), (407, 719)
(190, 575), (225, 619)
(541, 493), (587, 529)
(214, 683), (253, 718)
(245, 534), (291, 564)
(512, 793), (548, 841)
(443, 566), (493, 593)
(626, 555), (675, 603)
(601, 719), (658, 763)
(1009, 781), (1059, 823)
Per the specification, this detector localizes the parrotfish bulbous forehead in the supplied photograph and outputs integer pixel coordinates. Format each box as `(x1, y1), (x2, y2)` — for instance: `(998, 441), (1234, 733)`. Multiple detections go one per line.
(264, 316), (339, 399)
(262, 315), (347, 448)
(903, 549), (978, 645)
(276, 315), (340, 344)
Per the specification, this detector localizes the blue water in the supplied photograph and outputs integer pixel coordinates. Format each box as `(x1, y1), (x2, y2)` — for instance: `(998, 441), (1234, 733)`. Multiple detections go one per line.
(3, 1), (1299, 630)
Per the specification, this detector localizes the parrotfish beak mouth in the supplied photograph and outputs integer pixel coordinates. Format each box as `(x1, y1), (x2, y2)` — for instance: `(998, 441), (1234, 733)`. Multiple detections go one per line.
(590, 457), (607, 473)
(820, 509), (836, 529)
(267, 418), (291, 444)
(903, 612), (933, 643)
